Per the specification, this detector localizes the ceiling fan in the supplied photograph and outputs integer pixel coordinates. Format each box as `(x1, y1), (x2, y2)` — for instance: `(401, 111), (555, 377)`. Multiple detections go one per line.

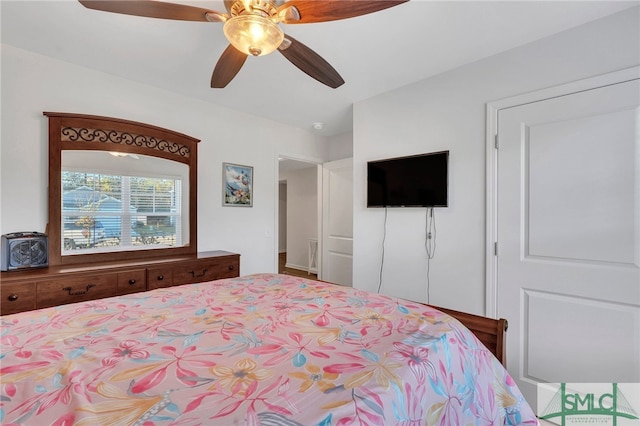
(78, 0), (408, 89)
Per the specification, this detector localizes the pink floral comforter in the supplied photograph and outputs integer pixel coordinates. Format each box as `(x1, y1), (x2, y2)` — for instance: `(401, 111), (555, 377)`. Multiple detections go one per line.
(1, 273), (537, 425)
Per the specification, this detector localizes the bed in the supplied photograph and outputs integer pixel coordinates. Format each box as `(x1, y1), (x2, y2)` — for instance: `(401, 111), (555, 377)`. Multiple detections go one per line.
(0, 273), (537, 425)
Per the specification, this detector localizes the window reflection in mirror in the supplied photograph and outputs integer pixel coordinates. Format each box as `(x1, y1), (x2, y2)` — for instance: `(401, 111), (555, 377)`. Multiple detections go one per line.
(61, 151), (189, 255)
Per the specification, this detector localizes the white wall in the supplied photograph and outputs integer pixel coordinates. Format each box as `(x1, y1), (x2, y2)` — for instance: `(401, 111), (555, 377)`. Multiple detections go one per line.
(353, 7), (640, 315)
(280, 167), (318, 271)
(326, 131), (353, 161)
(0, 45), (329, 275)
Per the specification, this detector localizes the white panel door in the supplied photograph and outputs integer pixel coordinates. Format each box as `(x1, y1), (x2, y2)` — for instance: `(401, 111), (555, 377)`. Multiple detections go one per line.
(321, 158), (353, 286)
(497, 78), (640, 406)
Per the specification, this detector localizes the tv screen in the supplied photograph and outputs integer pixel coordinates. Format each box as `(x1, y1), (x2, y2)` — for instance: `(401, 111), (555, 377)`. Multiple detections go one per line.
(367, 151), (449, 208)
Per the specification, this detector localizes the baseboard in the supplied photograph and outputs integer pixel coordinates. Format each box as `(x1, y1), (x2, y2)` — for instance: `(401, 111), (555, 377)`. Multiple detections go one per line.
(285, 262), (307, 272)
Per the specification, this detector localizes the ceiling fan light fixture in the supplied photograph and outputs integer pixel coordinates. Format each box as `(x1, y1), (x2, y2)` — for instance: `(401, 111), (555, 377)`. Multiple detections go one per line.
(223, 14), (284, 57)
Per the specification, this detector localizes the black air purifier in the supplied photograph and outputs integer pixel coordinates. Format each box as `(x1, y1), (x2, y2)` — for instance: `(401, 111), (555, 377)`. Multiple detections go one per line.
(1, 232), (48, 271)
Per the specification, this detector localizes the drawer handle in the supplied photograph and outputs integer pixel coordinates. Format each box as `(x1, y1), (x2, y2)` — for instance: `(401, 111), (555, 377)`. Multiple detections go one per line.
(8, 294), (19, 302)
(189, 268), (208, 278)
(63, 284), (96, 296)
(128, 279), (137, 286)
(157, 275), (164, 281)
(228, 265), (235, 271)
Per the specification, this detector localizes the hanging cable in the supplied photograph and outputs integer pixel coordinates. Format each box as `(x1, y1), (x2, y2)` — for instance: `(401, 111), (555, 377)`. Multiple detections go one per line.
(425, 207), (436, 303)
(425, 207), (436, 258)
(377, 207), (388, 293)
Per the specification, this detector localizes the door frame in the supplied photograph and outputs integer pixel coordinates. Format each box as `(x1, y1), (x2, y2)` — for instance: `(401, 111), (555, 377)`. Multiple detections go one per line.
(274, 153), (323, 276)
(484, 66), (640, 317)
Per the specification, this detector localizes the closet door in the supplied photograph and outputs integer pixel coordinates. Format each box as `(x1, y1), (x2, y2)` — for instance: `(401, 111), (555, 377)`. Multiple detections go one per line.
(496, 76), (639, 406)
(321, 158), (353, 286)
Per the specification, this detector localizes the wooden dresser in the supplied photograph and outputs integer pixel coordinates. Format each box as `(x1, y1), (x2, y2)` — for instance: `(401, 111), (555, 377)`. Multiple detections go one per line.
(0, 251), (239, 315)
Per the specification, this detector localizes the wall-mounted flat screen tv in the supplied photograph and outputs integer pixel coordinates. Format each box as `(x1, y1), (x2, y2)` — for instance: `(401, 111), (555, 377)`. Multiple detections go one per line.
(367, 151), (449, 208)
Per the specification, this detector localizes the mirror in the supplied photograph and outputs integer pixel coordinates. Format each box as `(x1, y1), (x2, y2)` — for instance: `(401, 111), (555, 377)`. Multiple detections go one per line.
(46, 112), (198, 266)
(61, 151), (189, 254)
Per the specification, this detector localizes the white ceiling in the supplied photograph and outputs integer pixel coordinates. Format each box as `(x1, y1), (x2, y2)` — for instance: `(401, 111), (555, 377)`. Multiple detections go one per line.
(1, 1), (636, 136)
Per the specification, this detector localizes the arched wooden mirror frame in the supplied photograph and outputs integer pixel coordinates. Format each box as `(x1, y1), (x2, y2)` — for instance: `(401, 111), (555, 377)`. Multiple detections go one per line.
(45, 112), (198, 266)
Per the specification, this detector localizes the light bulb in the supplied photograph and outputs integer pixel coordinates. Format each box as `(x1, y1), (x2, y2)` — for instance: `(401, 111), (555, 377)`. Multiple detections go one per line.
(249, 21), (265, 40)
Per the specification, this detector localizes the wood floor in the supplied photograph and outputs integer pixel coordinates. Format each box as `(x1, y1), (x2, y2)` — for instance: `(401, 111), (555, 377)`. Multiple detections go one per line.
(279, 252), (317, 279)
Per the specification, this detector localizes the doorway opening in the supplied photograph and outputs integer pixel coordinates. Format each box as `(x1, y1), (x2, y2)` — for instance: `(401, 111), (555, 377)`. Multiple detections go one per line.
(277, 157), (320, 279)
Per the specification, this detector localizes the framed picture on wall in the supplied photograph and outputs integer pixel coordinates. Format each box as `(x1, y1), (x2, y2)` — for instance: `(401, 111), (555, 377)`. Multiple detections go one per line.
(222, 163), (253, 207)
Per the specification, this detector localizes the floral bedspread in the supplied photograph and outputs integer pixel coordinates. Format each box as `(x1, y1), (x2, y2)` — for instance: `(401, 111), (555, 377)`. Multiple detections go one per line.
(1, 273), (538, 425)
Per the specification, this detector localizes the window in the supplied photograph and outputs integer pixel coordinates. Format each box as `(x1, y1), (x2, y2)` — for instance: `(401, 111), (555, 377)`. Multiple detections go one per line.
(61, 171), (182, 254)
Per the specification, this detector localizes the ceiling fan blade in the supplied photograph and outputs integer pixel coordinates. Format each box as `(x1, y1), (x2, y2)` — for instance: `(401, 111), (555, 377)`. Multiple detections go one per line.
(278, 35), (344, 89)
(78, 0), (223, 22)
(278, 0), (408, 24)
(211, 45), (248, 88)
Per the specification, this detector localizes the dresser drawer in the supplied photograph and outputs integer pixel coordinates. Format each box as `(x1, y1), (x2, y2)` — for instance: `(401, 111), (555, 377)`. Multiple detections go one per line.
(37, 274), (118, 309)
(173, 256), (239, 285)
(117, 269), (147, 295)
(1, 282), (36, 315)
(0, 251), (239, 313)
(147, 267), (174, 290)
